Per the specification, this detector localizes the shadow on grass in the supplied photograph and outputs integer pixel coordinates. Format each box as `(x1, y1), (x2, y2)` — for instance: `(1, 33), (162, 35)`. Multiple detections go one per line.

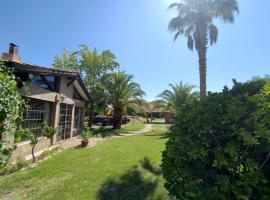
(91, 128), (119, 138)
(144, 131), (170, 140)
(140, 157), (162, 176)
(97, 157), (162, 200)
(145, 122), (165, 125)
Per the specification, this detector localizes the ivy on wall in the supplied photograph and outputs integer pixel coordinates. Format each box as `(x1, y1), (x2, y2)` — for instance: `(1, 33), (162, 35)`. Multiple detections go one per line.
(0, 61), (26, 168)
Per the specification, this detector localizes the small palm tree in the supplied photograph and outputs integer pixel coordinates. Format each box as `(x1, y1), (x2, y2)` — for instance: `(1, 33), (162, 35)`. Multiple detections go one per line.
(158, 81), (197, 112)
(103, 71), (145, 129)
(168, 0), (239, 96)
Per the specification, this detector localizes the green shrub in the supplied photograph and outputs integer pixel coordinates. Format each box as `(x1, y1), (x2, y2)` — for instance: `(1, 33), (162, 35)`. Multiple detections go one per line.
(0, 61), (26, 169)
(39, 146), (60, 160)
(0, 156), (28, 176)
(16, 156), (28, 169)
(41, 123), (57, 146)
(162, 79), (270, 199)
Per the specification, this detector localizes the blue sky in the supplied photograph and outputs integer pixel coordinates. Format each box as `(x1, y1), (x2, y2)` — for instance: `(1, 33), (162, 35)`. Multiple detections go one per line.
(1, 0), (269, 100)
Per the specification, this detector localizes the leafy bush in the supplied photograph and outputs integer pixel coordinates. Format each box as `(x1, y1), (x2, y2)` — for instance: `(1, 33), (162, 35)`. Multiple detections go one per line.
(39, 146), (61, 160)
(16, 156), (28, 169)
(0, 61), (26, 169)
(81, 122), (91, 141)
(162, 79), (270, 199)
(41, 123), (57, 146)
(0, 156), (28, 176)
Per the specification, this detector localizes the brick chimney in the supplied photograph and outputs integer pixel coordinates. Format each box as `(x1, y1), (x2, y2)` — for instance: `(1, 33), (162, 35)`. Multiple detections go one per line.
(2, 43), (23, 63)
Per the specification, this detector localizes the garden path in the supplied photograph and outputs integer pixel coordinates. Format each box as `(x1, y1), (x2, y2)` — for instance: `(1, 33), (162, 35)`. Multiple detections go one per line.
(59, 124), (152, 149)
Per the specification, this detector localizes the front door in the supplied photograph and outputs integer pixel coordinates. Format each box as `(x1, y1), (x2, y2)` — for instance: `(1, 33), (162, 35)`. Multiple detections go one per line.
(58, 103), (73, 141)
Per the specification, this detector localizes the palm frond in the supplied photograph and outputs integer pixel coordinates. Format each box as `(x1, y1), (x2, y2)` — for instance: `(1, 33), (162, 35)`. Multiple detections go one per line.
(187, 35), (194, 50)
(209, 24), (218, 45)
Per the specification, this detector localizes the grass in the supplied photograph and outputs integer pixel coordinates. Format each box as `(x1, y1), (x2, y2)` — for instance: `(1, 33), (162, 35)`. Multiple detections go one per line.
(0, 124), (170, 200)
(91, 119), (146, 137)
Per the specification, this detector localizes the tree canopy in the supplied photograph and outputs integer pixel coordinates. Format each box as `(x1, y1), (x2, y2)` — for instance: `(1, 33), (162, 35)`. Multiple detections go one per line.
(103, 71), (145, 129)
(168, 0), (239, 96)
(53, 45), (119, 126)
(158, 81), (198, 113)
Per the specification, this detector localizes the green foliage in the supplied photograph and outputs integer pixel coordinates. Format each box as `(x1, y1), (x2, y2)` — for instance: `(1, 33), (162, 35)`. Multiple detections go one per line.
(39, 146), (61, 160)
(81, 122), (91, 141)
(18, 129), (39, 163)
(53, 45), (119, 126)
(41, 123), (57, 139)
(168, 0), (239, 50)
(162, 79), (270, 199)
(158, 81), (198, 113)
(53, 49), (79, 71)
(16, 156), (28, 169)
(0, 156), (28, 176)
(168, 0), (239, 96)
(0, 61), (26, 169)
(102, 71), (145, 129)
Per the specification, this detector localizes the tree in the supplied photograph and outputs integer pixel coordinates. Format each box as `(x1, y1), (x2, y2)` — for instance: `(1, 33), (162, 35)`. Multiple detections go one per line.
(0, 61), (26, 169)
(52, 45), (119, 127)
(168, 0), (239, 96)
(41, 123), (57, 146)
(26, 132), (39, 163)
(78, 45), (119, 127)
(103, 71), (145, 129)
(158, 81), (197, 113)
(53, 49), (79, 72)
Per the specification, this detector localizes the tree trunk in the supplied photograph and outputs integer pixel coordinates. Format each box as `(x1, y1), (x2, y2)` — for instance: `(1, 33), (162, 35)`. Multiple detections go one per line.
(88, 112), (93, 129)
(198, 47), (207, 97)
(113, 106), (123, 129)
(195, 18), (208, 97)
(32, 145), (36, 163)
(50, 137), (54, 146)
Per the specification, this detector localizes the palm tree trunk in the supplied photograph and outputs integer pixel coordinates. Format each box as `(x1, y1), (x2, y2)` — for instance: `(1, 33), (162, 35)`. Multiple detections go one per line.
(113, 106), (123, 129)
(197, 20), (208, 97)
(88, 112), (93, 129)
(198, 47), (207, 96)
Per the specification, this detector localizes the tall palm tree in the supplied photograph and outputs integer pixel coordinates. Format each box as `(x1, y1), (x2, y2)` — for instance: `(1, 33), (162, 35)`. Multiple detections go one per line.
(103, 71), (145, 129)
(158, 81), (198, 112)
(168, 0), (239, 96)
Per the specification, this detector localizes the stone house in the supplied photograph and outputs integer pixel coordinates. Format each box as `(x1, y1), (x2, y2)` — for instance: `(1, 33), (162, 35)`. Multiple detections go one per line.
(2, 43), (91, 162)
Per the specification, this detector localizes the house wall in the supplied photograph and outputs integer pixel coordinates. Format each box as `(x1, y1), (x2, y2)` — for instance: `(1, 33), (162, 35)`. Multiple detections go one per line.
(11, 76), (87, 163)
(11, 138), (51, 164)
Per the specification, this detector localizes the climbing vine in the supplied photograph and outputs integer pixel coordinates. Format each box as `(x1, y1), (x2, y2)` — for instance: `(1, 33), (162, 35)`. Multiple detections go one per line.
(0, 61), (26, 168)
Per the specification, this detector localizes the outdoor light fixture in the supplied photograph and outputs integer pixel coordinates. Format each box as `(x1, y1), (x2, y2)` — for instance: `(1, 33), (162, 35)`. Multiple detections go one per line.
(60, 94), (66, 102)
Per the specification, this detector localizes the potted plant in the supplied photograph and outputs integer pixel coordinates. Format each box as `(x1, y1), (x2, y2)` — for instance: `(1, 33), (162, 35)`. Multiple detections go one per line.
(81, 122), (91, 147)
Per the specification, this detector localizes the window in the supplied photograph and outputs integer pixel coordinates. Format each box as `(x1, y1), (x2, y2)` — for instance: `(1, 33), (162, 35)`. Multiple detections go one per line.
(30, 75), (56, 91)
(74, 107), (83, 130)
(58, 104), (73, 141)
(22, 99), (51, 139)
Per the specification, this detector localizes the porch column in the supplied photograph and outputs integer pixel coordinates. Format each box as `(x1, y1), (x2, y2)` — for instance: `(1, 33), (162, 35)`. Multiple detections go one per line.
(51, 95), (60, 144)
(70, 104), (75, 138)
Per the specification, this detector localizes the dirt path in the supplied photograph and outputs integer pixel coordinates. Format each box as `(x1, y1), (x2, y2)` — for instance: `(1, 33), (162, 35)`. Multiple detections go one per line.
(60, 124), (153, 149)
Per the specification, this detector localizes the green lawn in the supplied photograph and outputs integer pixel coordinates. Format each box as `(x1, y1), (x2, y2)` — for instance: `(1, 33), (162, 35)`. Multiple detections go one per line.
(91, 119), (146, 137)
(0, 124), (170, 200)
